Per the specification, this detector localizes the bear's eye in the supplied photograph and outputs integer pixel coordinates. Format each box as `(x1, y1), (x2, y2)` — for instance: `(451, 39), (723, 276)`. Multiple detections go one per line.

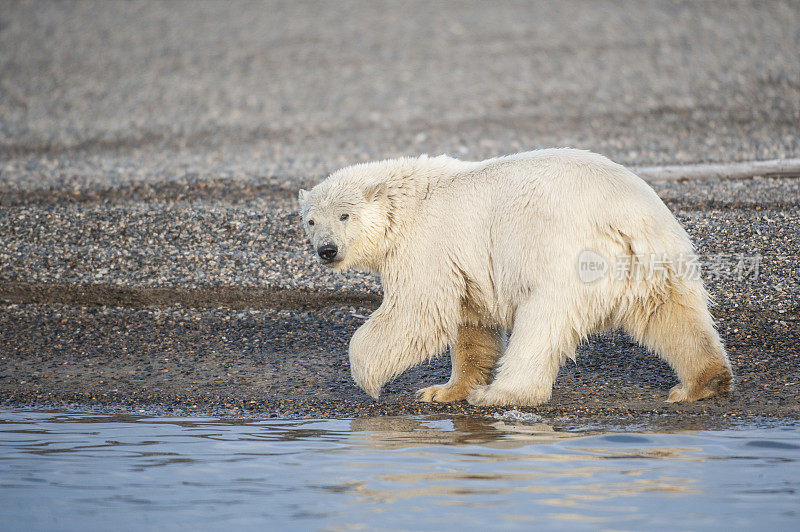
(308, 219), (315, 226)
(339, 213), (349, 222)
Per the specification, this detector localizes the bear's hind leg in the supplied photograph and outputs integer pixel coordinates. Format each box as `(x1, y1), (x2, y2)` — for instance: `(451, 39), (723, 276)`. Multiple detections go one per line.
(467, 297), (576, 406)
(627, 286), (733, 402)
(416, 324), (502, 403)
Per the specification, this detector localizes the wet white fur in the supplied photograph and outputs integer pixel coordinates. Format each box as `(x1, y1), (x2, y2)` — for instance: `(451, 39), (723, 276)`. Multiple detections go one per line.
(298, 149), (731, 405)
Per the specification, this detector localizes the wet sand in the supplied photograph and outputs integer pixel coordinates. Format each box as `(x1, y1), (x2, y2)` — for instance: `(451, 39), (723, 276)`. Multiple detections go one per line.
(2, 176), (798, 426)
(1, 1), (798, 426)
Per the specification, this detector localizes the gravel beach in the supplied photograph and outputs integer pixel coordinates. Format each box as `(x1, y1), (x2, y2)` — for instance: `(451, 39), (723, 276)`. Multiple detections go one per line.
(1, 0), (798, 426)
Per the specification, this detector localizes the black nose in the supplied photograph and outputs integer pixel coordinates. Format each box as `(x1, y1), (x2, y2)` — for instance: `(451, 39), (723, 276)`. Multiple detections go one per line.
(318, 244), (338, 261)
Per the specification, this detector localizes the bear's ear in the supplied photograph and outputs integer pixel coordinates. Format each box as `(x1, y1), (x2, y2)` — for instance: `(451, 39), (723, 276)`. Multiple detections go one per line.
(297, 189), (308, 205)
(364, 182), (387, 203)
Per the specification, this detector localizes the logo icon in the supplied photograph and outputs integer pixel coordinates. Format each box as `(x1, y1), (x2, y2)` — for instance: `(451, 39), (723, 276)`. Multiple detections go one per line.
(577, 249), (609, 283)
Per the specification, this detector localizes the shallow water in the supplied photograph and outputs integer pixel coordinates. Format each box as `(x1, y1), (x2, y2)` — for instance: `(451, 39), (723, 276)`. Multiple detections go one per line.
(1, 410), (799, 531)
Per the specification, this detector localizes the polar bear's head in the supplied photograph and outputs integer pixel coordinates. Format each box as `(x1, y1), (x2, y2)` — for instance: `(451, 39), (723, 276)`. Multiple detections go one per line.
(298, 177), (389, 271)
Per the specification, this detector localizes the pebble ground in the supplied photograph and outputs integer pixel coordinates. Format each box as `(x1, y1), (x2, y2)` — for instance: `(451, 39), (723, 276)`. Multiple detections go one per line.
(1, 1), (798, 427)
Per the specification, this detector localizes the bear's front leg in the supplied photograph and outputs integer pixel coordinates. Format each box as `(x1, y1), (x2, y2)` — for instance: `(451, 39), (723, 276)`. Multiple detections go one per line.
(349, 300), (452, 399)
(416, 324), (502, 402)
(349, 319), (389, 399)
(467, 297), (577, 407)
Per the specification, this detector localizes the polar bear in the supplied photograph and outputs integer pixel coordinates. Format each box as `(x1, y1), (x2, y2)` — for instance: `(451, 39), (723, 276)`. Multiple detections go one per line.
(298, 149), (733, 406)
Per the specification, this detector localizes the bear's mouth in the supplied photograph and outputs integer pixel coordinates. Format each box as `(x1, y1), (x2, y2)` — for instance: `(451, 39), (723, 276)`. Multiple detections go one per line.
(320, 258), (342, 268)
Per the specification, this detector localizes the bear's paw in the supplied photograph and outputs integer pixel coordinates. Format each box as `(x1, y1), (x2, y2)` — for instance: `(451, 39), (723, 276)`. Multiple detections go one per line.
(467, 385), (549, 407)
(667, 364), (733, 403)
(415, 383), (471, 403)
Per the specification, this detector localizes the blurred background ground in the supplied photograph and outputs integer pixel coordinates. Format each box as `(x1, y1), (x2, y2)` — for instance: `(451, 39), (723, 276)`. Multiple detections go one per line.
(0, 0), (798, 421)
(2, 0), (799, 189)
